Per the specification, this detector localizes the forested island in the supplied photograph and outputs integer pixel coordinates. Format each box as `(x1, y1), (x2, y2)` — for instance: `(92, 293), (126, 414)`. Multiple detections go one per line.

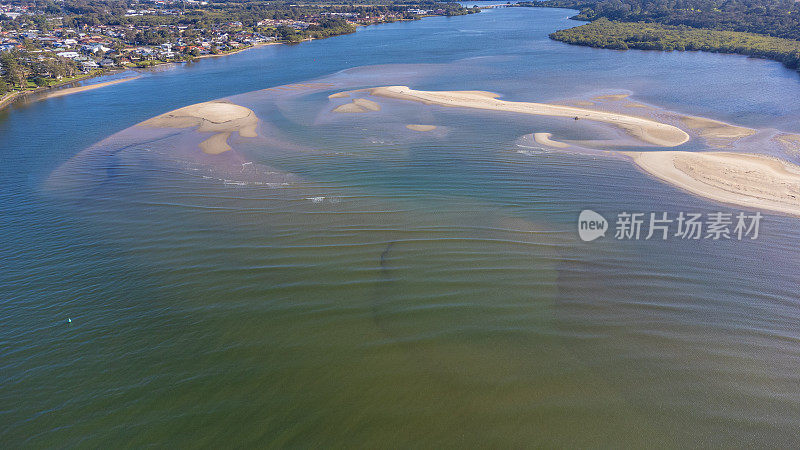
(517, 0), (800, 72)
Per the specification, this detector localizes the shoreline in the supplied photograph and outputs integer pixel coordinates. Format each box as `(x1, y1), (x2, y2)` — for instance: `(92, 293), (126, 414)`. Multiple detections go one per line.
(191, 42), (282, 60)
(0, 42), (276, 113)
(42, 76), (141, 100)
(0, 69), (127, 112)
(0, 9), (479, 115)
(0, 23), (390, 113)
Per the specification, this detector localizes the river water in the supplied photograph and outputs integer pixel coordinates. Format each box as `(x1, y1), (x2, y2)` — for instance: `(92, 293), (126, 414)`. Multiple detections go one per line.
(2, 6), (800, 446)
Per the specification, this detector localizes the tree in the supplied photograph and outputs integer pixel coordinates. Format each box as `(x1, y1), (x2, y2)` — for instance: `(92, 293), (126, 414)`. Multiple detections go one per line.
(1, 51), (30, 88)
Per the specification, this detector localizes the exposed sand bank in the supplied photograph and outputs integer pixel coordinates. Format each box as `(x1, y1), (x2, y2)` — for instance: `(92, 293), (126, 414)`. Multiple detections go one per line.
(43, 76), (140, 99)
(328, 92), (350, 99)
(333, 98), (381, 113)
(138, 100), (259, 154)
(534, 132), (570, 148)
(593, 94), (630, 101)
(627, 151), (800, 216)
(359, 86), (689, 147)
(406, 124), (437, 132)
(680, 116), (755, 147)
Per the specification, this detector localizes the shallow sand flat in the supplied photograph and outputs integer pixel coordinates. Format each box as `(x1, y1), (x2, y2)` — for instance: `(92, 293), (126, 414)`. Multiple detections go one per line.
(534, 132), (570, 148)
(333, 98), (381, 113)
(406, 124), (437, 132)
(363, 86), (689, 147)
(199, 132), (232, 154)
(138, 100), (259, 154)
(43, 76), (140, 99)
(680, 116), (755, 147)
(627, 151), (800, 216)
(776, 134), (800, 154)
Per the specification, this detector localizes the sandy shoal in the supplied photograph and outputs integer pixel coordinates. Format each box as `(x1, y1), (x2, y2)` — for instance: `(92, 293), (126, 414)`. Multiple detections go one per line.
(44, 76), (140, 99)
(534, 132), (569, 148)
(332, 98), (381, 113)
(776, 134), (800, 154)
(363, 86), (689, 147)
(680, 116), (755, 146)
(199, 132), (232, 154)
(593, 94), (630, 101)
(406, 124), (437, 132)
(138, 100), (259, 154)
(627, 151), (800, 216)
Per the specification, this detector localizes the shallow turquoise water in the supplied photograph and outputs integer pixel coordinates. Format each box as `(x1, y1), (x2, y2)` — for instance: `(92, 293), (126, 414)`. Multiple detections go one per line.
(3, 7), (800, 447)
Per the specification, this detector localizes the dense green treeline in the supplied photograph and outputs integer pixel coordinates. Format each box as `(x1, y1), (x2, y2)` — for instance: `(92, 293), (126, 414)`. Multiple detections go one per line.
(550, 18), (800, 70)
(523, 0), (800, 40)
(0, 50), (81, 94)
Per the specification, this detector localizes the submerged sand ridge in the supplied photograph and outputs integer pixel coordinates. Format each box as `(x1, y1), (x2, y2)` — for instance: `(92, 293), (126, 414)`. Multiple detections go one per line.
(138, 100), (259, 154)
(356, 86), (690, 147)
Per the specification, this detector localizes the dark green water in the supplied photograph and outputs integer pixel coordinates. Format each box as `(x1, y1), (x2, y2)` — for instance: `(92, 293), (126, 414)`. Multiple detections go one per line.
(3, 6), (800, 447)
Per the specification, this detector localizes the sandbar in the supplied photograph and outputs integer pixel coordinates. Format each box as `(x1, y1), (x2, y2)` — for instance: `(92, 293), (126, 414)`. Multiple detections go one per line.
(534, 132), (569, 148)
(406, 124), (437, 132)
(138, 100), (259, 154)
(776, 134), (800, 154)
(360, 86), (689, 147)
(199, 132), (232, 154)
(680, 115), (755, 147)
(627, 151), (800, 216)
(43, 76), (140, 99)
(332, 98), (381, 113)
(593, 94), (630, 101)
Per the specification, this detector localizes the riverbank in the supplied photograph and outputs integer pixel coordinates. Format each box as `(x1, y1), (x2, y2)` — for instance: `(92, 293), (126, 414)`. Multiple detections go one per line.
(549, 19), (800, 73)
(0, 69), (122, 112)
(42, 76), (141, 100)
(192, 42), (281, 60)
(0, 18), (413, 113)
